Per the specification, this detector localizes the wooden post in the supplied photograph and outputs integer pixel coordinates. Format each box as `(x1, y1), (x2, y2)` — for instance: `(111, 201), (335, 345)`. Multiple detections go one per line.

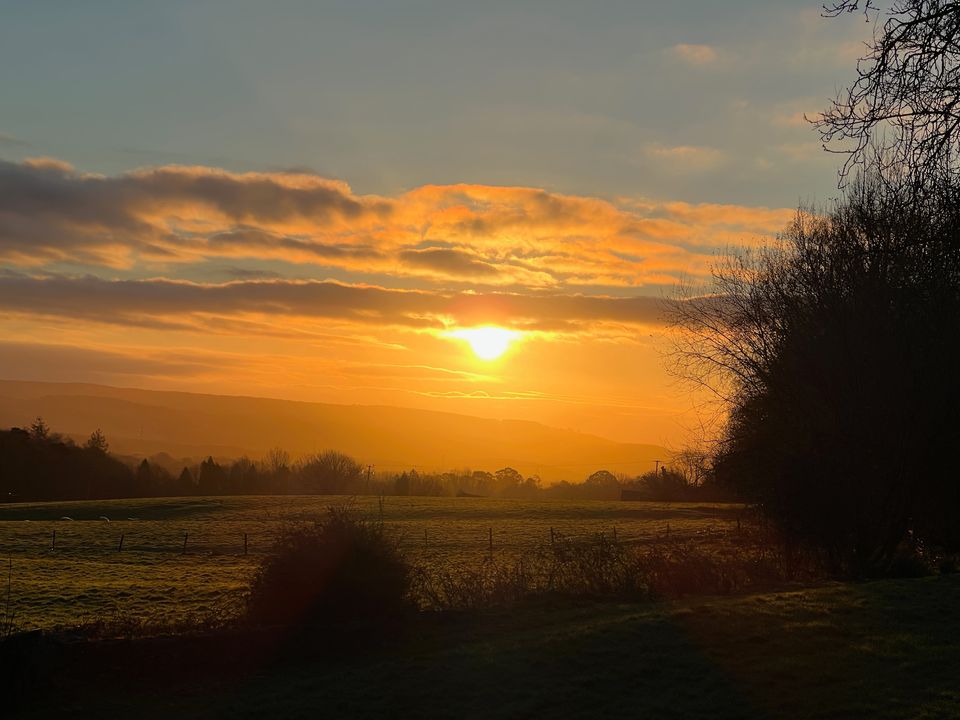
(243, 533), (248, 555)
(488, 527), (493, 554)
(182, 532), (188, 554)
(550, 527), (555, 546)
(666, 522), (671, 537)
(118, 534), (124, 552)
(423, 528), (428, 549)
(51, 530), (56, 550)
(612, 526), (618, 542)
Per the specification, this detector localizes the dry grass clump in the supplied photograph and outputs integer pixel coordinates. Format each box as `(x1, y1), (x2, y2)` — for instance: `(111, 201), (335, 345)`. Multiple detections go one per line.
(413, 527), (803, 611)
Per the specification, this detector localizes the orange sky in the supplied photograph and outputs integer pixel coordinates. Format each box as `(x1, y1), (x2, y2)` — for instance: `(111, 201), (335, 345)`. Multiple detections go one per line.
(0, 158), (795, 446)
(0, 3), (873, 448)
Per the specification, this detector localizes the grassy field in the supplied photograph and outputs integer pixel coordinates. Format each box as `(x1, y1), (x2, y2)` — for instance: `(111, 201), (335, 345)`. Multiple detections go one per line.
(0, 495), (742, 628)
(5, 495), (958, 718)
(15, 575), (960, 719)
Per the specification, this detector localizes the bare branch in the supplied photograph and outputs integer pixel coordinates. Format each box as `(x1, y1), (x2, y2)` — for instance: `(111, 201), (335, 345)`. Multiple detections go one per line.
(818, 1), (960, 182)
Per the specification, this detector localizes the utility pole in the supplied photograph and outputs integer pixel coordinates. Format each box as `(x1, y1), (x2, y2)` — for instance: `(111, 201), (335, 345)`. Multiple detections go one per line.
(654, 459), (662, 476)
(365, 464), (374, 493)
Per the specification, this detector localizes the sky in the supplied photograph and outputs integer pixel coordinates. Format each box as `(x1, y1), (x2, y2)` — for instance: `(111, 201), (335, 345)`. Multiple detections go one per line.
(0, 1), (872, 447)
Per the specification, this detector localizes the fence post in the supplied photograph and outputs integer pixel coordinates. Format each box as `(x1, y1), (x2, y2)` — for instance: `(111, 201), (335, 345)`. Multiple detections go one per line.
(488, 527), (493, 554)
(182, 532), (188, 555)
(118, 534), (124, 552)
(423, 528), (428, 549)
(550, 527), (555, 546)
(51, 530), (56, 550)
(612, 526), (618, 542)
(243, 533), (248, 556)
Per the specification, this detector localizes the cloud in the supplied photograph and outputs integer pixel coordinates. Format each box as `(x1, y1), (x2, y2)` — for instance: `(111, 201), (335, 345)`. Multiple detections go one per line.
(0, 157), (791, 291)
(399, 247), (499, 277)
(217, 266), (283, 280)
(669, 43), (720, 67)
(0, 272), (670, 334)
(643, 143), (726, 175)
(0, 158), (387, 268)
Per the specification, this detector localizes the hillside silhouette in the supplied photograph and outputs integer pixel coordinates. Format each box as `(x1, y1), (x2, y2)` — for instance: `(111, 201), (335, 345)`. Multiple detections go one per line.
(0, 381), (667, 483)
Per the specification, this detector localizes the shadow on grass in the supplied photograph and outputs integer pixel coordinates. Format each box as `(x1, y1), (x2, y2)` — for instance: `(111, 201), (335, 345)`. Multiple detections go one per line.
(11, 575), (960, 720)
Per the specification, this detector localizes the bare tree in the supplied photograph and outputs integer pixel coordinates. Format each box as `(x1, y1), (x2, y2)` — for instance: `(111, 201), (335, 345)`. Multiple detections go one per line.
(817, 1), (960, 181)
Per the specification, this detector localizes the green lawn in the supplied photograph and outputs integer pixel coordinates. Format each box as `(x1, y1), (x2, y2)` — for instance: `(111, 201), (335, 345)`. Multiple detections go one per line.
(18, 574), (960, 719)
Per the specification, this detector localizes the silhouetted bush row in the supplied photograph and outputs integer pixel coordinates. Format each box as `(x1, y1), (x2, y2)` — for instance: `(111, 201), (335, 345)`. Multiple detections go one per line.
(240, 509), (798, 635)
(0, 419), (729, 503)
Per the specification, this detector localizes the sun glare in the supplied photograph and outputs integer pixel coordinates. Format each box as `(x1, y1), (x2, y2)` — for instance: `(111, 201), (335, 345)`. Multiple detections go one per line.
(448, 327), (521, 361)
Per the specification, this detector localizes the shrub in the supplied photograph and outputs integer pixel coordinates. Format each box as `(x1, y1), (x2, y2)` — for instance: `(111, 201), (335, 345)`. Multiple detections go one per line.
(245, 508), (412, 629)
(411, 528), (796, 611)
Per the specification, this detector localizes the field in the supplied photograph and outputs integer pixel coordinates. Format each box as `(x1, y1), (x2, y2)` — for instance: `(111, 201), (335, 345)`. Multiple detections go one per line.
(17, 576), (960, 719)
(0, 495), (742, 629)
(6, 495), (960, 719)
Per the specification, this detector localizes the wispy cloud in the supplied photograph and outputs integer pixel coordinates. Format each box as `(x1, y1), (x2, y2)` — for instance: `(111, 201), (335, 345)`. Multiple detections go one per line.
(669, 43), (720, 67)
(643, 143), (726, 175)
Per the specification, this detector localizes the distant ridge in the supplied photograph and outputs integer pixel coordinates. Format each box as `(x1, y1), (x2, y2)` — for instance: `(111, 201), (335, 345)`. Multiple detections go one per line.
(0, 380), (669, 483)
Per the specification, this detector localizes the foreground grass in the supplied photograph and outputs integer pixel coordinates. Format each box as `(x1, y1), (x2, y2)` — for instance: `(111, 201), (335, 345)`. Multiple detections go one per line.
(14, 574), (960, 719)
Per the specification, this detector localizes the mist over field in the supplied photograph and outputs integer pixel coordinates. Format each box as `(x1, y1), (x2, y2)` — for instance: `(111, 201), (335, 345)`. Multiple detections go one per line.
(0, 381), (667, 483)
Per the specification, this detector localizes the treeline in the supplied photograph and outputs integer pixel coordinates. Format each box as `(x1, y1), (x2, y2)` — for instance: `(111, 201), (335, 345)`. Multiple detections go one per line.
(0, 419), (727, 503)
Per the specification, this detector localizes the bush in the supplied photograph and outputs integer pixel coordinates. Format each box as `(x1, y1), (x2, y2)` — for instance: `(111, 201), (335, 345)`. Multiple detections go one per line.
(245, 508), (412, 629)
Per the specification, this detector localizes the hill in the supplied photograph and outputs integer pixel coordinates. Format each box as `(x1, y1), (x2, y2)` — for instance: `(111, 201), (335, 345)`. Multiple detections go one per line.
(0, 380), (668, 483)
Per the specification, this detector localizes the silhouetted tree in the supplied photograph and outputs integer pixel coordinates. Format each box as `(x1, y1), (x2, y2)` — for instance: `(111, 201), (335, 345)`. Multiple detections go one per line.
(636, 468), (689, 502)
(395, 471), (411, 496)
(136, 459), (155, 495)
(198, 456), (226, 495)
(298, 451), (363, 494)
(177, 466), (196, 495)
(84, 428), (109, 453)
(265, 447), (290, 475)
(0, 425), (134, 501)
(583, 470), (621, 499)
(819, 1), (960, 181)
(229, 456), (261, 494)
(29, 417), (49, 442)
(672, 447), (712, 487)
(470, 470), (494, 496)
(673, 171), (960, 571)
(493, 467), (524, 496)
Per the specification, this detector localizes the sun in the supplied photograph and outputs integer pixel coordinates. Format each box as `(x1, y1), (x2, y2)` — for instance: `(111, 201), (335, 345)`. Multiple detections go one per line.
(448, 326), (521, 361)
